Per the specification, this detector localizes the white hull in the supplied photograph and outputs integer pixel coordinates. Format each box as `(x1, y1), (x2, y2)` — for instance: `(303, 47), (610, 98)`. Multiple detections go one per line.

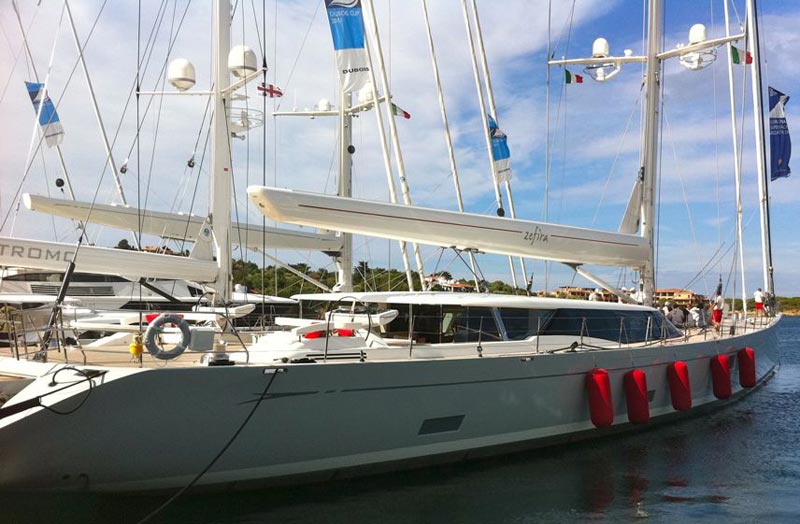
(0, 318), (780, 492)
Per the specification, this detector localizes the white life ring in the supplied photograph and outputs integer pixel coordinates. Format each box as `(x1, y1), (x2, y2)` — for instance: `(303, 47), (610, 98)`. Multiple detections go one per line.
(144, 314), (192, 360)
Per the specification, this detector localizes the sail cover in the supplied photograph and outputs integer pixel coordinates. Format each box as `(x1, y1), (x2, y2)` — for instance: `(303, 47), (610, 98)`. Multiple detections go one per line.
(769, 87), (791, 180)
(247, 187), (650, 268)
(25, 82), (64, 147)
(325, 0), (370, 93)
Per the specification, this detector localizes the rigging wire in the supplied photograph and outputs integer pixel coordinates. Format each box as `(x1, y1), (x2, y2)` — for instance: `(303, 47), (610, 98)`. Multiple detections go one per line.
(273, 1), (320, 112)
(591, 89), (644, 226)
(140, 0), (181, 216)
(544, 0), (552, 292)
(554, 0), (577, 226)
(1, 3), (65, 234)
(135, 369), (282, 524)
(0, 6), (39, 104)
(653, 8), (666, 296)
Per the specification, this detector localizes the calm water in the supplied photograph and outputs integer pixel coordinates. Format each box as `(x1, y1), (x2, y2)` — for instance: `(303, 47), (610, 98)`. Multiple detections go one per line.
(4, 317), (800, 524)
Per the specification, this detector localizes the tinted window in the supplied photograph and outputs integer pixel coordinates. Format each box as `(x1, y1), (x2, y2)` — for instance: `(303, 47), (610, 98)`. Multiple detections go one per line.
(540, 308), (680, 343)
(499, 308), (553, 340)
(3, 272), (128, 282)
(452, 307), (501, 343)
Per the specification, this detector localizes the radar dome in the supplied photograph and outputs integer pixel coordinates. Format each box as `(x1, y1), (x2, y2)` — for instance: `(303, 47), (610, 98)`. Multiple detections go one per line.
(592, 38), (610, 58)
(228, 45), (257, 78)
(167, 58), (196, 91)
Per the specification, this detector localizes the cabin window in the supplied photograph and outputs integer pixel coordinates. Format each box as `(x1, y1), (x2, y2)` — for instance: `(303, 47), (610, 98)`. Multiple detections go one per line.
(499, 308), (553, 340)
(2, 272), (128, 283)
(540, 308), (680, 343)
(370, 304), (501, 343)
(452, 307), (501, 343)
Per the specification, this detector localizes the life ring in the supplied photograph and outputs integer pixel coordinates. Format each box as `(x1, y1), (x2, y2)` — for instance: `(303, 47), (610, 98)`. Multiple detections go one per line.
(144, 314), (192, 360)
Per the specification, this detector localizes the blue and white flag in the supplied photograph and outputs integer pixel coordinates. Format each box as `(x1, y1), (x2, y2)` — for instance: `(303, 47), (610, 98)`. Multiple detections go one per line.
(488, 115), (512, 182)
(325, 0), (370, 94)
(25, 81), (64, 148)
(769, 86), (791, 181)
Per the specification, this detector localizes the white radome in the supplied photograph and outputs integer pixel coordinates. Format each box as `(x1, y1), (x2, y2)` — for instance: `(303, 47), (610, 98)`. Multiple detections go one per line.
(228, 45), (257, 78)
(167, 58), (196, 91)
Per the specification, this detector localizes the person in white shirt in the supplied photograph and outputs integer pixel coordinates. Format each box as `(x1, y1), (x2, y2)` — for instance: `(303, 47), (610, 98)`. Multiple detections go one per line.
(754, 288), (764, 317)
(588, 289), (600, 301)
(712, 294), (725, 332)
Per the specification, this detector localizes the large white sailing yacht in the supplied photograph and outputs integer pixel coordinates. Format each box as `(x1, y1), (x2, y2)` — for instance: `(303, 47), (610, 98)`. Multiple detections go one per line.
(0, 0), (783, 493)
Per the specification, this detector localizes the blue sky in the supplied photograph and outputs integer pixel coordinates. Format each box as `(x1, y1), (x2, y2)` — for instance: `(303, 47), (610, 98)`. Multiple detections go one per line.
(0, 0), (798, 297)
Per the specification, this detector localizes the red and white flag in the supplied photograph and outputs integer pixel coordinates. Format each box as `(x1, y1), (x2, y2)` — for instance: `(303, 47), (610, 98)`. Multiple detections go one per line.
(258, 83), (283, 97)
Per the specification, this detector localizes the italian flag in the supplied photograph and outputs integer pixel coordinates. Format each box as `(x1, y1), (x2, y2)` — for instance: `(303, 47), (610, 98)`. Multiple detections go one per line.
(731, 46), (753, 65)
(565, 69), (584, 84)
(391, 102), (411, 120)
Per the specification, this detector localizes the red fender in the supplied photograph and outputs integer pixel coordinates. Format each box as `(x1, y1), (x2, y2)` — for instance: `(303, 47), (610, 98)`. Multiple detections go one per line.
(624, 369), (650, 425)
(710, 354), (732, 399)
(738, 347), (757, 388)
(667, 361), (692, 411)
(587, 368), (614, 428)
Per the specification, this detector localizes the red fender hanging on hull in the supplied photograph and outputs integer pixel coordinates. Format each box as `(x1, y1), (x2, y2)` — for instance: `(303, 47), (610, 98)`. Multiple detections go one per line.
(667, 361), (692, 411)
(738, 347), (757, 388)
(587, 368), (614, 428)
(711, 354), (732, 399)
(624, 369), (650, 424)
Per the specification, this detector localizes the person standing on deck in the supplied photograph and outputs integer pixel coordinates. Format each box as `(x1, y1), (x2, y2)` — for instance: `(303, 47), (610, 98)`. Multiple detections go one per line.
(588, 289), (600, 301)
(712, 294), (725, 333)
(754, 288), (764, 317)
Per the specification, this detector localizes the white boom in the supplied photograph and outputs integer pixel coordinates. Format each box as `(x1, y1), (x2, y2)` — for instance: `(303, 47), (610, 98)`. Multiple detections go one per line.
(247, 187), (649, 268)
(0, 237), (218, 282)
(23, 194), (343, 252)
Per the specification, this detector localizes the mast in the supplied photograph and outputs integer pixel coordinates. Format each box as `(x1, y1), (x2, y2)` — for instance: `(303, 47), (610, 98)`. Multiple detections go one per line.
(468, 0), (528, 291)
(211, 0), (233, 302)
(746, 0), (775, 295)
(420, 0), (479, 291)
(336, 91), (354, 292)
(639, 0), (663, 307)
(724, 1), (748, 319)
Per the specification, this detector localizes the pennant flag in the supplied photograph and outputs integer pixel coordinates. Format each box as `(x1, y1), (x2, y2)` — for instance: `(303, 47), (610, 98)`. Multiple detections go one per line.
(391, 102), (411, 120)
(325, 0), (370, 94)
(565, 69), (584, 84)
(731, 46), (753, 65)
(488, 115), (512, 182)
(25, 81), (64, 147)
(769, 86), (791, 180)
(257, 83), (283, 97)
